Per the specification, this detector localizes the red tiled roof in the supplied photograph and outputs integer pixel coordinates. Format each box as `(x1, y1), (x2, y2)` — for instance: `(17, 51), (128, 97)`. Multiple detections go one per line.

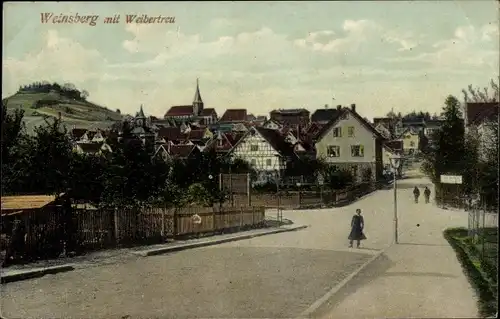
(200, 108), (217, 117)
(169, 144), (197, 159)
(187, 129), (206, 141)
(466, 102), (498, 125)
(165, 105), (193, 117)
(157, 127), (185, 141)
(219, 109), (247, 123)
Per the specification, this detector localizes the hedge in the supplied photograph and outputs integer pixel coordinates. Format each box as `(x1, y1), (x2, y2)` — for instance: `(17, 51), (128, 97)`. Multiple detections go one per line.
(443, 227), (497, 317)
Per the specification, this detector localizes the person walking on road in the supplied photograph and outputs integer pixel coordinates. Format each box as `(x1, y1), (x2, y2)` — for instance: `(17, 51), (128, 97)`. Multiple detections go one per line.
(348, 209), (366, 248)
(424, 187), (431, 204)
(413, 186), (420, 203)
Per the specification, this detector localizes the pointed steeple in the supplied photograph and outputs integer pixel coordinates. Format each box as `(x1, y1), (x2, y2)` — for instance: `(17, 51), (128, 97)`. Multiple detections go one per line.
(192, 78), (204, 116)
(193, 78), (203, 104)
(138, 104), (146, 118)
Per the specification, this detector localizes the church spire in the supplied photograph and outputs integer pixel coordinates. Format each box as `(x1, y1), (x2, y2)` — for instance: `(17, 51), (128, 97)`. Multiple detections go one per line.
(138, 104), (146, 118)
(193, 78), (203, 104)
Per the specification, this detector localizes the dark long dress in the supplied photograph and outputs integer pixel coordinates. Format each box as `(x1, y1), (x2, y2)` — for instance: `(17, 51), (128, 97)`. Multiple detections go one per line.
(348, 215), (367, 241)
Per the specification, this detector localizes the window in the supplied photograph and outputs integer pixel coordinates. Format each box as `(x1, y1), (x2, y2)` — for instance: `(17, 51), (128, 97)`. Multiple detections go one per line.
(348, 126), (355, 137)
(332, 127), (342, 137)
(250, 144), (259, 152)
(251, 159), (257, 165)
(410, 141), (415, 147)
(351, 145), (364, 157)
(266, 159), (272, 166)
(327, 145), (340, 157)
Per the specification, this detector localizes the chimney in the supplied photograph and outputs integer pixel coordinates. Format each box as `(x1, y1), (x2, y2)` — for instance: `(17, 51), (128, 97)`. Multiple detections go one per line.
(351, 104), (356, 112)
(337, 105), (342, 110)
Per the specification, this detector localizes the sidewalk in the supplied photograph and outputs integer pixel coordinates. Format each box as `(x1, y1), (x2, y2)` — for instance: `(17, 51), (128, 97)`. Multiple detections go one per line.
(313, 182), (479, 319)
(1, 223), (307, 284)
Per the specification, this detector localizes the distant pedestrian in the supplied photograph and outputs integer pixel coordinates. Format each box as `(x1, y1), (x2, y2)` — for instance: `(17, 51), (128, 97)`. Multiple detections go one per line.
(424, 187), (431, 204)
(413, 186), (420, 203)
(348, 209), (367, 248)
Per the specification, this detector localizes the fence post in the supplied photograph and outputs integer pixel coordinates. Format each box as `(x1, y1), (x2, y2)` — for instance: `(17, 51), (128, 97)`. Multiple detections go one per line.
(247, 173), (251, 207)
(161, 205), (166, 240)
(252, 206), (255, 226)
(240, 206), (243, 230)
(173, 207), (178, 239)
(113, 207), (120, 245)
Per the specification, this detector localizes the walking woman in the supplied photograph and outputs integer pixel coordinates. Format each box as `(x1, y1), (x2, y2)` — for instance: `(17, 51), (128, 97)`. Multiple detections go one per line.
(348, 209), (367, 248)
(424, 187), (431, 204)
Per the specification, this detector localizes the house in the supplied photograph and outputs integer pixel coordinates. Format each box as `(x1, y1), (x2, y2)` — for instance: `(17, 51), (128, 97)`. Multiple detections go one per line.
(465, 102), (499, 160)
(228, 126), (296, 178)
(204, 131), (243, 157)
(381, 140), (403, 171)
(91, 130), (106, 143)
(73, 142), (113, 157)
(399, 127), (420, 155)
(156, 127), (185, 144)
(311, 106), (341, 125)
(130, 105), (155, 151)
(423, 119), (444, 137)
(164, 79), (206, 122)
(199, 108), (218, 125)
(314, 104), (386, 182)
(79, 130), (96, 143)
(70, 128), (88, 142)
(219, 109), (248, 124)
(269, 108), (310, 127)
(153, 143), (201, 161)
(262, 119), (283, 130)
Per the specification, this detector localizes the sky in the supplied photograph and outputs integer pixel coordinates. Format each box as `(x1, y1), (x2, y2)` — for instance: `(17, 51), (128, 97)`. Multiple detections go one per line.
(3, 1), (499, 120)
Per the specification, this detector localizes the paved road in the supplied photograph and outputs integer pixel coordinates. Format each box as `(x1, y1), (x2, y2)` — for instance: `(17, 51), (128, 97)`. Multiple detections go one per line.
(0, 176), (471, 319)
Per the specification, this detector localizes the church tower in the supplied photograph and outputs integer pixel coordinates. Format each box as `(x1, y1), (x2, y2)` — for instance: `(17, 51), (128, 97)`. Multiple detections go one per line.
(135, 104), (146, 127)
(192, 78), (204, 116)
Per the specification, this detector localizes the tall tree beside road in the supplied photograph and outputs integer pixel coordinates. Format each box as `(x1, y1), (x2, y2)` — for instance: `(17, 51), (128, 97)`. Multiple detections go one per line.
(422, 95), (465, 184)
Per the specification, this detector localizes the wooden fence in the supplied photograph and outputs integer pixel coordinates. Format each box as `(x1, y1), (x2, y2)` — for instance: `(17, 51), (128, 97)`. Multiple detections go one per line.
(227, 182), (380, 209)
(1, 205), (265, 265)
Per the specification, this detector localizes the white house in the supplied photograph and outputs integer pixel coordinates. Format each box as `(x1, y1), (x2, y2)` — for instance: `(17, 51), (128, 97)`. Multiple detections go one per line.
(399, 127), (420, 155)
(73, 142), (112, 156)
(262, 119), (283, 130)
(314, 104), (385, 182)
(228, 126), (295, 180)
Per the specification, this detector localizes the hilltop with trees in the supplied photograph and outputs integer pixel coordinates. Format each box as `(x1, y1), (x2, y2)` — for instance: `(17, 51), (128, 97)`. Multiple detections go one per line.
(3, 81), (123, 133)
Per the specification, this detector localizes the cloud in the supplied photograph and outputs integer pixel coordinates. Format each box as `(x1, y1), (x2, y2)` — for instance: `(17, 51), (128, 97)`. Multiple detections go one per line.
(2, 30), (108, 95)
(294, 20), (381, 53)
(388, 24), (498, 69)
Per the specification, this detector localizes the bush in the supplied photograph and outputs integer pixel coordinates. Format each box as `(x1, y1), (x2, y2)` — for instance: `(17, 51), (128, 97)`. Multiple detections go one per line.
(444, 228), (497, 317)
(325, 168), (354, 190)
(362, 167), (373, 182)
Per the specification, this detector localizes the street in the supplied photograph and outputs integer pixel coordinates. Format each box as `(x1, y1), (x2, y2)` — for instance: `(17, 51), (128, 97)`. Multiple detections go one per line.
(0, 176), (474, 319)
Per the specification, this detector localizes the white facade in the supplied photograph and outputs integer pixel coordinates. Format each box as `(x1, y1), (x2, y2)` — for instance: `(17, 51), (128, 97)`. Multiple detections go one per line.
(316, 111), (378, 165)
(230, 130), (284, 172)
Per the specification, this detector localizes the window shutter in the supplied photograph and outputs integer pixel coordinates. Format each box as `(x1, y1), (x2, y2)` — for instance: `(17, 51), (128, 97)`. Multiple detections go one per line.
(360, 145), (364, 156)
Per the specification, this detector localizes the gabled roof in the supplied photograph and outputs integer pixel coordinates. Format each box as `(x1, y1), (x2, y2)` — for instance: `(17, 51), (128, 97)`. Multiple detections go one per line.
(315, 107), (386, 141)
(169, 144), (198, 159)
(219, 109), (248, 123)
(262, 119), (282, 129)
(187, 129), (206, 141)
(200, 108), (217, 117)
(466, 102), (499, 126)
(157, 127), (185, 141)
(253, 127), (296, 157)
(165, 105), (193, 117)
(270, 108), (310, 115)
(137, 105), (146, 118)
(311, 109), (341, 123)
(71, 128), (87, 139)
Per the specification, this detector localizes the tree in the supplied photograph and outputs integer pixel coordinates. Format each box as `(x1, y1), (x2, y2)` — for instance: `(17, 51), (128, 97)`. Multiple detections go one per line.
(421, 95), (465, 184)
(80, 90), (89, 100)
(462, 78), (499, 103)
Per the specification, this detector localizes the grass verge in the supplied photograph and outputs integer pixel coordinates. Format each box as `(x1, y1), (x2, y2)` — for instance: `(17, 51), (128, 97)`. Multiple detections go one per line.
(443, 227), (497, 318)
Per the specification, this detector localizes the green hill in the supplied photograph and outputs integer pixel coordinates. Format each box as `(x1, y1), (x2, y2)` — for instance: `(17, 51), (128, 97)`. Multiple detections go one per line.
(3, 91), (123, 134)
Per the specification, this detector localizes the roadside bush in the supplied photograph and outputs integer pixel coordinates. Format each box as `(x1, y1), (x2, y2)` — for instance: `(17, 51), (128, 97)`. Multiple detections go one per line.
(325, 168), (354, 190)
(444, 228), (497, 317)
